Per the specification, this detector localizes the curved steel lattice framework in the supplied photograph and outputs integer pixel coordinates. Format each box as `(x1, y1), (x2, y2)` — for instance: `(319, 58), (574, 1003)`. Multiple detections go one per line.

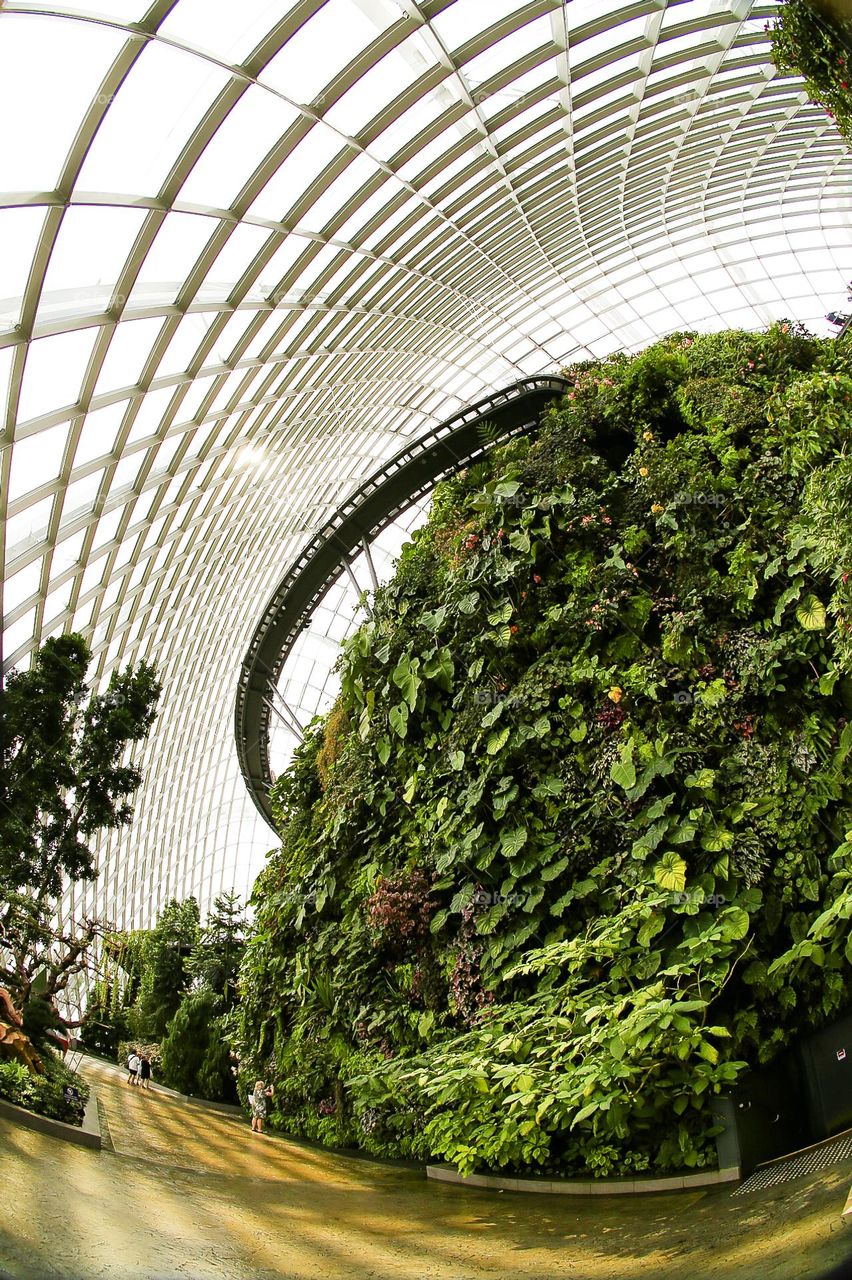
(236, 374), (568, 823)
(1, 0), (851, 927)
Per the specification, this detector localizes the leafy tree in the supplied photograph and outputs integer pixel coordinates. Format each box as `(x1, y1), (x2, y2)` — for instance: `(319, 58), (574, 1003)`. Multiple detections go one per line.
(0, 634), (160, 1024)
(159, 989), (217, 1095)
(188, 892), (245, 1009)
(129, 898), (200, 1040)
(159, 988), (236, 1101)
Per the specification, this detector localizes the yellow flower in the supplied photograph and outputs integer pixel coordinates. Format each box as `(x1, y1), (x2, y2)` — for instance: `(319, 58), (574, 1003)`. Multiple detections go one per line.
(643, 431), (653, 441)
(651, 503), (665, 514)
(639, 466), (649, 477)
(607, 686), (623, 703)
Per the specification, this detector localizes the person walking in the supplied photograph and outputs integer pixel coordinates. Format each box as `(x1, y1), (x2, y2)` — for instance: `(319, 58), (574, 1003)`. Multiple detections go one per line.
(127, 1050), (140, 1085)
(250, 1080), (273, 1134)
(138, 1054), (152, 1090)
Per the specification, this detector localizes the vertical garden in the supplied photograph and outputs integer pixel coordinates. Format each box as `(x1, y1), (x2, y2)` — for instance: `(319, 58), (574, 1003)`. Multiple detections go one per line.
(236, 323), (852, 1178)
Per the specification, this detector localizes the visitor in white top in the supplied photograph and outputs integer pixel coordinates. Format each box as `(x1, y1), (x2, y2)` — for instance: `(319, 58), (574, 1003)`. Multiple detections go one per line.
(126, 1051), (141, 1086)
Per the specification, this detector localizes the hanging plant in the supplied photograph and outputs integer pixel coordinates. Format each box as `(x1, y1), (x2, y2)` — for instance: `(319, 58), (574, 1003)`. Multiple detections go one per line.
(770, 0), (852, 142)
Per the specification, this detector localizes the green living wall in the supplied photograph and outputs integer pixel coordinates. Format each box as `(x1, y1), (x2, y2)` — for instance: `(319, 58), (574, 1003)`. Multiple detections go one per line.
(238, 324), (852, 1178)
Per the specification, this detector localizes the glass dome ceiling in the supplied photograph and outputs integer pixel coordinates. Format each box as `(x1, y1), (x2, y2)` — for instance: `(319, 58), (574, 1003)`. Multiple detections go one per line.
(1, 0), (850, 929)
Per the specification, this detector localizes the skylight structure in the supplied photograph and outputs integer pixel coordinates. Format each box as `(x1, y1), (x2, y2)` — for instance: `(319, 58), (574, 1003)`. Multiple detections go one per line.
(1, 0), (850, 929)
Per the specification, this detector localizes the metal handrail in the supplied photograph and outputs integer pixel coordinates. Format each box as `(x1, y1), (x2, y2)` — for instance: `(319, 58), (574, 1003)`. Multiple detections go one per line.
(234, 375), (568, 826)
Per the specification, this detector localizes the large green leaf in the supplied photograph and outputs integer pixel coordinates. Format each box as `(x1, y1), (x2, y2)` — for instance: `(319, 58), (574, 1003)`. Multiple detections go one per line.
(488, 602), (513, 626)
(388, 702), (409, 739)
(391, 654), (421, 709)
(796, 594), (826, 630)
(654, 851), (687, 892)
(500, 826), (527, 857)
(610, 741), (636, 790)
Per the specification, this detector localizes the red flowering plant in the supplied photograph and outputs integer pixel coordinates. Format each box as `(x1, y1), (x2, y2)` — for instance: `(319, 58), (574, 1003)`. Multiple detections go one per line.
(365, 867), (437, 957)
(770, 0), (852, 142)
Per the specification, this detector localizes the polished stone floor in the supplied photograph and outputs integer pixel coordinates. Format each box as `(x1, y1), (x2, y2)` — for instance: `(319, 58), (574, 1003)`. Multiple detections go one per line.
(0, 1056), (850, 1280)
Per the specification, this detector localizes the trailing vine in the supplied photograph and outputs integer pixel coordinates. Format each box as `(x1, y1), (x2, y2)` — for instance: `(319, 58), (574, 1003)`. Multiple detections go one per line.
(770, 0), (852, 141)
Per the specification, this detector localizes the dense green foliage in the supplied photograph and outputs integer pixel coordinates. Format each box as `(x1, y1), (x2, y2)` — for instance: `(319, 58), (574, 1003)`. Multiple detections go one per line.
(128, 898), (201, 1041)
(238, 323), (852, 1178)
(88, 894), (245, 1102)
(771, 0), (852, 141)
(0, 1049), (89, 1126)
(156, 894), (245, 1101)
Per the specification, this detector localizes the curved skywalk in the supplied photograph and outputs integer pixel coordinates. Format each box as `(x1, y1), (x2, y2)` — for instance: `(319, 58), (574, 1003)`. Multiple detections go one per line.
(1, 0), (850, 928)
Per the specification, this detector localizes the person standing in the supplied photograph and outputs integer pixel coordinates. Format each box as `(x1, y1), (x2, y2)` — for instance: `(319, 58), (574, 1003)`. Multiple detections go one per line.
(138, 1054), (152, 1090)
(250, 1080), (273, 1134)
(127, 1050), (140, 1085)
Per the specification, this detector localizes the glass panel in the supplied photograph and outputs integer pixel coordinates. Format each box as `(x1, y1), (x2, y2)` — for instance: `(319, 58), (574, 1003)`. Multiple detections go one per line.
(260, 0), (392, 105)
(325, 32), (435, 136)
(3, 559), (42, 612)
(247, 123), (346, 222)
(179, 88), (301, 210)
(155, 312), (217, 377)
(77, 43), (231, 198)
(94, 317), (166, 396)
(74, 401), (127, 467)
(61, 468), (105, 521)
(159, 0), (302, 65)
(8, 423), (69, 500)
(294, 154), (385, 234)
(125, 212), (217, 308)
(195, 224), (271, 304)
(18, 328), (100, 422)
(126, 386), (176, 441)
(0, 208), (47, 329)
(369, 94), (445, 164)
(51, 526), (87, 577)
(432, 0), (531, 49)
(43, 581), (72, 625)
(5, 495), (53, 555)
(3, 610), (37, 660)
(461, 14), (552, 86)
(0, 13), (123, 192)
(37, 206), (147, 324)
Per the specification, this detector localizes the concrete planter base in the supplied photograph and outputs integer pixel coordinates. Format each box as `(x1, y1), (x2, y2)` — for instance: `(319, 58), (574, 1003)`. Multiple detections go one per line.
(426, 1163), (741, 1195)
(0, 1090), (101, 1150)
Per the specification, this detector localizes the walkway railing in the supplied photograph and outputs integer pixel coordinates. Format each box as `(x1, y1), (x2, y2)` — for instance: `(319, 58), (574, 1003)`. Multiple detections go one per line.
(234, 376), (569, 826)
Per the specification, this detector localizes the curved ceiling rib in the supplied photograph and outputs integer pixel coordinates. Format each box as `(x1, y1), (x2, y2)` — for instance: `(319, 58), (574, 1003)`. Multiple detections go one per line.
(1, 0), (850, 928)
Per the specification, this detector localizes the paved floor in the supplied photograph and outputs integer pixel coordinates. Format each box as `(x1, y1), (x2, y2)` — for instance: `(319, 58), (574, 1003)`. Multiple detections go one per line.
(0, 1057), (850, 1280)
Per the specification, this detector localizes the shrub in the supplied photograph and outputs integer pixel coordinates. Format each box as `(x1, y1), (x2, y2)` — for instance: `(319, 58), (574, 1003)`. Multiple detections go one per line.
(159, 992), (235, 1102)
(0, 1051), (89, 1126)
